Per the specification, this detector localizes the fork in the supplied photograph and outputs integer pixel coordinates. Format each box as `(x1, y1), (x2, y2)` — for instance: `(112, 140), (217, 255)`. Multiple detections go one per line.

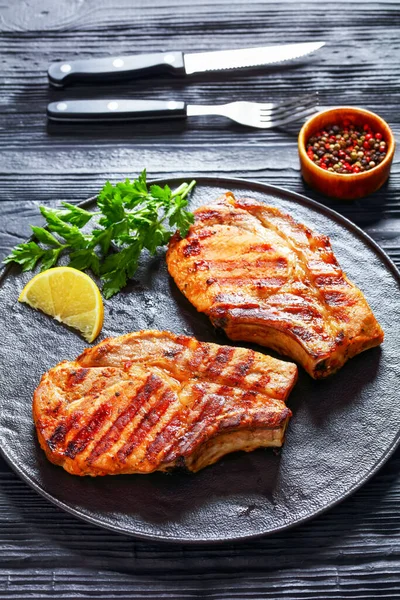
(47, 93), (318, 128)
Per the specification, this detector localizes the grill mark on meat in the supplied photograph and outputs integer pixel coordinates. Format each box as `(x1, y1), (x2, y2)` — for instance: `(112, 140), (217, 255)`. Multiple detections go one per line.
(196, 229), (216, 240)
(205, 257), (288, 272)
(255, 277), (287, 289)
(47, 424), (69, 451)
(209, 275), (288, 290)
(319, 249), (339, 266)
(246, 405), (292, 429)
(212, 296), (260, 309)
(188, 343), (210, 370)
(192, 259), (210, 272)
(87, 375), (161, 464)
(146, 410), (187, 464)
(276, 406), (292, 426)
(221, 388), (283, 429)
(79, 342), (112, 365)
(253, 374), (271, 391)
(219, 410), (242, 430)
(176, 335), (191, 348)
(117, 388), (175, 463)
(212, 276), (287, 288)
(240, 205), (344, 341)
(249, 243), (272, 252)
(290, 325), (318, 342)
(163, 347), (184, 359)
(267, 293), (312, 307)
(34, 331), (298, 474)
(227, 350), (255, 385)
(64, 403), (112, 459)
(195, 209), (225, 223)
(67, 368), (89, 387)
(189, 382), (209, 410)
(256, 256), (287, 269)
(183, 239), (201, 257)
(238, 388), (258, 408)
(323, 291), (354, 307)
(146, 382), (210, 464)
(281, 305), (323, 322)
(205, 346), (235, 377)
(335, 331), (346, 346)
(209, 306), (229, 329)
(44, 400), (62, 417)
(168, 231), (181, 246)
(175, 386), (228, 457)
(80, 377), (111, 400)
(46, 411), (82, 451)
(314, 275), (350, 287)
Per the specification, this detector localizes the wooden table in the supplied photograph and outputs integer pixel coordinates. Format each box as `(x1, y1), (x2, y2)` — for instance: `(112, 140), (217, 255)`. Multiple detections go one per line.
(1, 1), (399, 597)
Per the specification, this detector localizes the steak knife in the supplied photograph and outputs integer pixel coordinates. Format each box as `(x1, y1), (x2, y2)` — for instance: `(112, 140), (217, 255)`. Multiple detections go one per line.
(48, 42), (325, 87)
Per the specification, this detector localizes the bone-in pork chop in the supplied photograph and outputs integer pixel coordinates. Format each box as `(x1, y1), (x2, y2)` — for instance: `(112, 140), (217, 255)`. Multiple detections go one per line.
(166, 193), (383, 378)
(33, 330), (297, 476)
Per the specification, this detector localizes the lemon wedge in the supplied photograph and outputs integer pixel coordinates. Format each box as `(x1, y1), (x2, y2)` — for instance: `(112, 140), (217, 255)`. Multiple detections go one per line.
(18, 266), (104, 343)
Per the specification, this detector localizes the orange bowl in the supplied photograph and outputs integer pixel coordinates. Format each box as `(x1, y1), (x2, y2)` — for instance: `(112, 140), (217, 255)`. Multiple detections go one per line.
(298, 107), (395, 200)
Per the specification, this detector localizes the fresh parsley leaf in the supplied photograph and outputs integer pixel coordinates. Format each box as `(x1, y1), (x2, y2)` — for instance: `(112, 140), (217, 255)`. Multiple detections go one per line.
(59, 203), (94, 227)
(122, 244), (142, 279)
(30, 226), (62, 247)
(143, 222), (169, 255)
(100, 244), (141, 298)
(90, 227), (114, 254)
(68, 249), (100, 276)
(101, 269), (128, 300)
(39, 206), (89, 249)
(97, 183), (126, 226)
(117, 170), (149, 209)
(4, 171), (196, 298)
(40, 247), (63, 271)
(3, 241), (46, 271)
(168, 195), (195, 238)
(149, 184), (172, 206)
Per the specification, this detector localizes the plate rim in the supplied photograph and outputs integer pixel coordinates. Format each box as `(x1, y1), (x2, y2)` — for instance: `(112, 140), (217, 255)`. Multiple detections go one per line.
(1, 175), (400, 544)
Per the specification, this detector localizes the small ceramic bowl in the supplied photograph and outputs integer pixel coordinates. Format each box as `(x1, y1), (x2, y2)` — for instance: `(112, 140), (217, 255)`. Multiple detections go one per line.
(298, 107), (395, 200)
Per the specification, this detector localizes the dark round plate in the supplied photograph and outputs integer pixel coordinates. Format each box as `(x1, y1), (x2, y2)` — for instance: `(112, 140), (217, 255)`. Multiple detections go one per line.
(1, 177), (400, 544)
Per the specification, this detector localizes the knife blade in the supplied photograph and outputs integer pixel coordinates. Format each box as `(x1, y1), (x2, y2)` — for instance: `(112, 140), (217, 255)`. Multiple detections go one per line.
(47, 42), (325, 87)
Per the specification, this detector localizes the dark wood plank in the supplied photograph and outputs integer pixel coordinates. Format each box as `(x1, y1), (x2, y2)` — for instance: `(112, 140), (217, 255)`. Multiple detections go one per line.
(1, 0), (400, 597)
(0, 450), (399, 598)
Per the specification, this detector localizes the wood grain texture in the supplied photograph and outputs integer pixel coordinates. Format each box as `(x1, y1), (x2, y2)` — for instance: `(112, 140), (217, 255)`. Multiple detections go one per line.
(1, 0), (400, 598)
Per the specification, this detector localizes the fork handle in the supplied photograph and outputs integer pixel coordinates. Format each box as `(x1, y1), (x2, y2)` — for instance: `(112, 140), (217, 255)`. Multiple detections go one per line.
(47, 99), (187, 122)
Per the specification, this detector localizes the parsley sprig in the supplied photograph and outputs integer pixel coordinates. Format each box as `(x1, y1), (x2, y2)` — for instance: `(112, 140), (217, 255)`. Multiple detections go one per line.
(4, 170), (196, 298)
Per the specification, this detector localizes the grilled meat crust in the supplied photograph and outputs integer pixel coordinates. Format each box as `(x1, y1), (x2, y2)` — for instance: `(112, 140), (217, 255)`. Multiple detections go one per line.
(33, 330), (297, 476)
(166, 193), (384, 378)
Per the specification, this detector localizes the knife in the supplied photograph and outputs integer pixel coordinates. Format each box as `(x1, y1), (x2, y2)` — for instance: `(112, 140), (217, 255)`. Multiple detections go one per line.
(47, 42), (325, 87)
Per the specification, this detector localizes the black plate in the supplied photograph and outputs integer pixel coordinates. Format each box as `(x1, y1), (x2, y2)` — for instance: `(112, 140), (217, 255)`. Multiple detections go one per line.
(1, 177), (400, 544)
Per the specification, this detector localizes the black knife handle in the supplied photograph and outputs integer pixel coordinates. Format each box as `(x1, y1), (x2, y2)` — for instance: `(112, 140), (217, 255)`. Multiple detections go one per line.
(48, 52), (186, 87)
(47, 99), (188, 122)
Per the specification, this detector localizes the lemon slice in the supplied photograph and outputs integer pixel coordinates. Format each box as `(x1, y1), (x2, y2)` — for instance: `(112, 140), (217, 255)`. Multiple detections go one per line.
(18, 266), (104, 343)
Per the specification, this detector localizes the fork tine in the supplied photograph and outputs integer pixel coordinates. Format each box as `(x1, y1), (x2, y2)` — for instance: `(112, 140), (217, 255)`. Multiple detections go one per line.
(259, 105), (318, 128)
(259, 92), (318, 113)
(189, 93), (319, 129)
(260, 94), (319, 117)
(259, 101), (318, 123)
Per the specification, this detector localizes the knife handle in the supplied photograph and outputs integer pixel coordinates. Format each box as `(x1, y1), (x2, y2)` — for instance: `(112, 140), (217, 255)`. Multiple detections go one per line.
(48, 52), (186, 87)
(47, 99), (187, 122)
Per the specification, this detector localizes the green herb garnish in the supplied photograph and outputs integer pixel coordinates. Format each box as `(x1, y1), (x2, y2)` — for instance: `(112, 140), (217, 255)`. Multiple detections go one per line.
(4, 170), (196, 298)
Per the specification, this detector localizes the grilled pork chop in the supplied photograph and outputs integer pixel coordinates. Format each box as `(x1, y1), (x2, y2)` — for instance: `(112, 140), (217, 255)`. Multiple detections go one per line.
(33, 330), (297, 476)
(166, 193), (383, 378)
